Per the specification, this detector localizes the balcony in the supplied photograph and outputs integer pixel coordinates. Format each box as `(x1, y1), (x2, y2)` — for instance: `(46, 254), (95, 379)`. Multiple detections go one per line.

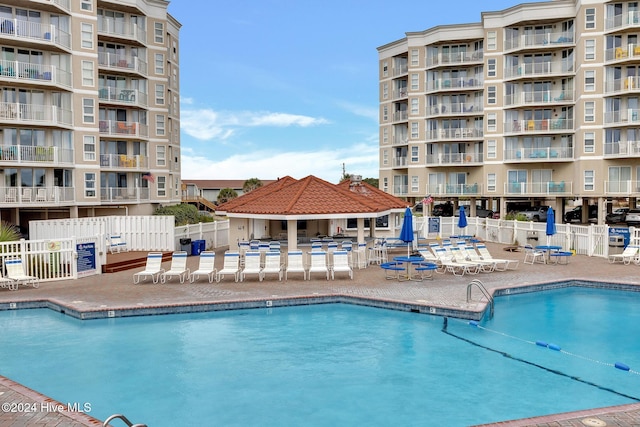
(604, 141), (640, 158)
(0, 18), (71, 52)
(504, 31), (574, 52)
(504, 147), (573, 162)
(605, 180), (640, 194)
(100, 154), (148, 170)
(97, 18), (146, 45)
(101, 186), (150, 203)
(605, 45), (640, 64)
(427, 128), (483, 141)
(0, 102), (73, 127)
(604, 110), (640, 126)
(504, 181), (572, 196)
(392, 110), (408, 122)
(426, 152), (483, 166)
(1, 186), (74, 206)
(426, 51), (483, 68)
(98, 52), (147, 77)
(605, 11), (640, 32)
(0, 59), (72, 88)
(98, 87), (148, 108)
(429, 102), (482, 116)
(392, 184), (408, 196)
(504, 118), (574, 134)
(392, 88), (408, 100)
(99, 120), (148, 138)
(0, 145), (73, 165)
(392, 156), (407, 167)
(426, 77), (483, 92)
(426, 183), (481, 196)
(504, 60), (574, 79)
(504, 90), (573, 107)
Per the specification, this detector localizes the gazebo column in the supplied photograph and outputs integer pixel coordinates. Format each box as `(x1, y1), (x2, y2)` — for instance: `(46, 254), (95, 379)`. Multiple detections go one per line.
(369, 216), (376, 239)
(357, 218), (365, 244)
(287, 219), (298, 251)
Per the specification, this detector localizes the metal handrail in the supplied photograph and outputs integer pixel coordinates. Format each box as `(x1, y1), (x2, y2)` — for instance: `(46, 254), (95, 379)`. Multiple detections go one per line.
(466, 279), (494, 318)
(103, 414), (147, 427)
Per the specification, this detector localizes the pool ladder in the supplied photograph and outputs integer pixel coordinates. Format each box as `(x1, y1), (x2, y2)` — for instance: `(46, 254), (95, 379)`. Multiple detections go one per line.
(466, 279), (494, 319)
(103, 414), (147, 427)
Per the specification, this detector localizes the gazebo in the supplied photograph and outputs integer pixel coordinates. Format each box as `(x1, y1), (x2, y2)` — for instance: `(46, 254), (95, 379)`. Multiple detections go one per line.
(215, 175), (409, 250)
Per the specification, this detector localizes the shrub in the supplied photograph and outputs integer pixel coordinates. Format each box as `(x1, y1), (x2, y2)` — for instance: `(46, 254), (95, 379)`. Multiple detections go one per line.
(154, 204), (201, 226)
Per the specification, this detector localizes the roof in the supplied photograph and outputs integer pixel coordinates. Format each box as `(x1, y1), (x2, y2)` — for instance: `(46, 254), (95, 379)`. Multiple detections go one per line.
(215, 175), (408, 219)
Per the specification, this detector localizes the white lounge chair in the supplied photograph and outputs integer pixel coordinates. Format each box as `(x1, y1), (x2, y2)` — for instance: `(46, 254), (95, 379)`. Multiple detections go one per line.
(434, 247), (478, 276)
(133, 252), (165, 284)
(240, 251), (262, 282)
(476, 244), (519, 270)
(307, 251), (329, 280)
(161, 251), (190, 284)
(261, 252), (284, 281)
(0, 269), (17, 291)
(189, 251), (217, 283)
(523, 244), (545, 265)
(216, 252), (240, 282)
(331, 250), (353, 279)
(610, 245), (639, 265)
(5, 258), (39, 288)
(108, 235), (128, 254)
(285, 251), (306, 280)
(456, 246), (496, 273)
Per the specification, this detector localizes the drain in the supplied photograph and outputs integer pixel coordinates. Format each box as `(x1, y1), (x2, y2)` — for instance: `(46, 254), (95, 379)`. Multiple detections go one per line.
(581, 418), (607, 427)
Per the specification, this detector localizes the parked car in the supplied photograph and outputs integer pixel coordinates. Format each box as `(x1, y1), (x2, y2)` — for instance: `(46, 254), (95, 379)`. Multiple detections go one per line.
(454, 205), (494, 218)
(564, 205), (598, 223)
(517, 206), (550, 222)
(605, 208), (629, 224)
(625, 209), (640, 226)
(432, 203), (454, 217)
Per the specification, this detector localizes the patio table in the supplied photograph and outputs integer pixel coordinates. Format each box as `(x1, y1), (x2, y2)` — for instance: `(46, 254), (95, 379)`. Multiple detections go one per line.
(535, 245), (562, 264)
(393, 256), (424, 281)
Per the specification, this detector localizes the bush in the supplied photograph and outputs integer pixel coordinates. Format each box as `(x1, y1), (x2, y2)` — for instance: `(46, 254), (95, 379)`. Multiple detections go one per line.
(154, 204), (201, 226)
(504, 212), (528, 221)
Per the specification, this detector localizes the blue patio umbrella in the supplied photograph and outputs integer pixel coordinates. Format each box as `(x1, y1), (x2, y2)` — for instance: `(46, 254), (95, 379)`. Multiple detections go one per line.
(458, 206), (468, 231)
(399, 207), (414, 256)
(546, 206), (556, 244)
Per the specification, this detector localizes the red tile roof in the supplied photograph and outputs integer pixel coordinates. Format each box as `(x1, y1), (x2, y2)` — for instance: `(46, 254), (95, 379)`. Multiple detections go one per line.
(216, 175), (408, 217)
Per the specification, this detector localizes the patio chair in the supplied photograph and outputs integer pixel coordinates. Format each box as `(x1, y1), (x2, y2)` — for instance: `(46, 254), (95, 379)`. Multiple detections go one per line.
(4, 187), (16, 203)
(239, 251), (262, 282)
(0, 269), (17, 291)
(434, 247), (478, 276)
(261, 251), (284, 281)
(610, 245), (639, 265)
(108, 235), (128, 254)
(161, 251), (190, 284)
(5, 258), (39, 288)
(523, 244), (545, 265)
(307, 251), (329, 280)
(133, 252), (165, 284)
(285, 250), (307, 280)
(189, 251), (217, 283)
(331, 250), (353, 279)
(455, 246), (496, 273)
(450, 247), (487, 273)
(475, 244), (519, 270)
(217, 252), (240, 282)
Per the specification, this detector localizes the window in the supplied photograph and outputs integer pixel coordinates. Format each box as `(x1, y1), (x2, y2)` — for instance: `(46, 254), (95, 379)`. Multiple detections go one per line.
(487, 113), (497, 132)
(487, 58), (496, 77)
(584, 170), (594, 191)
(410, 98), (419, 115)
(156, 145), (166, 166)
(584, 132), (595, 153)
(411, 176), (419, 192)
(382, 61), (388, 77)
(155, 53), (164, 74)
(83, 136), (95, 161)
(487, 86), (497, 104)
(584, 101), (595, 122)
(81, 60), (94, 86)
(81, 0), (92, 11)
(585, 8), (595, 29)
(382, 82), (388, 99)
(157, 176), (166, 197)
(83, 98), (94, 123)
(156, 115), (165, 136)
(85, 173), (96, 197)
(585, 39), (595, 60)
(411, 146), (419, 162)
(410, 73), (419, 90)
(487, 31), (497, 50)
(382, 128), (388, 144)
(155, 84), (165, 105)
(382, 149), (388, 165)
(410, 122), (418, 139)
(487, 173), (496, 192)
(487, 139), (496, 159)
(81, 23), (93, 49)
(382, 106), (388, 121)
(585, 70), (595, 91)
(382, 177), (388, 191)
(154, 22), (164, 44)
(410, 49), (419, 66)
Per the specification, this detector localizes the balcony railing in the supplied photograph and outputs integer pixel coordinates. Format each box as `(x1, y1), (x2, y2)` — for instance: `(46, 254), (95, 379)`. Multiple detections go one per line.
(101, 186), (150, 203)
(99, 120), (148, 138)
(0, 59), (72, 88)
(97, 18), (146, 44)
(605, 76), (640, 94)
(504, 147), (573, 161)
(605, 11), (640, 31)
(392, 136), (408, 146)
(605, 180), (640, 194)
(100, 154), (149, 169)
(504, 181), (571, 195)
(0, 145), (73, 165)
(426, 51), (483, 67)
(605, 45), (640, 62)
(426, 152), (483, 165)
(392, 185), (408, 196)
(604, 110), (640, 126)
(392, 88), (408, 99)
(392, 63), (408, 76)
(604, 141), (640, 157)
(426, 183), (481, 196)
(0, 18), (71, 50)
(504, 31), (574, 51)
(392, 110), (408, 121)
(98, 52), (148, 76)
(392, 156), (407, 167)
(0, 102), (73, 126)
(504, 90), (573, 106)
(1, 186), (74, 205)
(426, 77), (483, 92)
(98, 87), (148, 108)
(504, 60), (574, 79)
(429, 102), (482, 116)
(427, 128), (483, 141)
(504, 118), (574, 134)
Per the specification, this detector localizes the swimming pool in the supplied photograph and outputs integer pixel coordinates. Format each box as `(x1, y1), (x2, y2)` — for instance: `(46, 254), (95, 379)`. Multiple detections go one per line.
(0, 286), (638, 426)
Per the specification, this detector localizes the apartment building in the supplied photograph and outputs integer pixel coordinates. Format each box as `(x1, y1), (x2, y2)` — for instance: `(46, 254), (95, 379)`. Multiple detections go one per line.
(378, 0), (640, 222)
(0, 0), (181, 232)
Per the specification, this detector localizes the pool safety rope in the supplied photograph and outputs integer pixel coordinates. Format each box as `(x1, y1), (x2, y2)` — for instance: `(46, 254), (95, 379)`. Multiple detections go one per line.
(441, 318), (640, 403)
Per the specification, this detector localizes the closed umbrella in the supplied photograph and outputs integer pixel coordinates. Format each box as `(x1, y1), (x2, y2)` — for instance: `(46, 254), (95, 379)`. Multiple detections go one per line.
(458, 206), (468, 233)
(399, 207), (414, 256)
(546, 206), (556, 245)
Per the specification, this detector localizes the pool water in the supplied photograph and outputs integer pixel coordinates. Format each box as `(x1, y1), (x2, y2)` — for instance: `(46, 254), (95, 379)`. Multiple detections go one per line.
(0, 287), (639, 426)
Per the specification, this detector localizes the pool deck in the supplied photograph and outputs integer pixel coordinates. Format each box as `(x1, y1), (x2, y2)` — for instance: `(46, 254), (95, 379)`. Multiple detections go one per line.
(1, 241), (640, 427)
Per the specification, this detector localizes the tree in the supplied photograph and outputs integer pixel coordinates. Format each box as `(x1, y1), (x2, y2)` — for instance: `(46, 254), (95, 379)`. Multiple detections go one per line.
(242, 178), (263, 194)
(363, 177), (379, 188)
(0, 221), (20, 242)
(217, 187), (238, 204)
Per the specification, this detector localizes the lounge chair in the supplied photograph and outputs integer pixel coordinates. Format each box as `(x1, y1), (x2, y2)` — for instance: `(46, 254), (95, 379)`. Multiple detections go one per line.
(450, 247), (487, 273)
(285, 251), (306, 280)
(261, 251), (284, 281)
(4, 258), (39, 288)
(189, 251), (217, 283)
(217, 252), (240, 282)
(434, 247), (479, 276)
(456, 246), (496, 273)
(133, 252), (165, 284)
(108, 235), (128, 254)
(523, 244), (545, 265)
(331, 250), (353, 279)
(475, 244), (519, 270)
(0, 269), (17, 291)
(307, 251), (329, 280)
(610, 245), (639, 265)
(240, 251), (262, 282)
(161, 251), (190, 284)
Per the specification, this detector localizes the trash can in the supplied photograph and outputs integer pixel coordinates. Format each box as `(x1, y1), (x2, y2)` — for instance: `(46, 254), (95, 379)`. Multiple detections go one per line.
(179, 238), (192, 254)
(609, 235), (625, 255)
(197, 239), (206, 253)
(191, 240), (202, 257)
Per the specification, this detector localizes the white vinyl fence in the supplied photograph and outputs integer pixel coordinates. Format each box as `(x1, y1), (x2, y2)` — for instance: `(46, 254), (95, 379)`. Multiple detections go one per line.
(174, 220), (230, 251)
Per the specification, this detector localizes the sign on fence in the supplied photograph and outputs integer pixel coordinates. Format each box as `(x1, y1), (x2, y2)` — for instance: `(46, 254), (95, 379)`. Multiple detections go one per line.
(77, 242), (96, 277)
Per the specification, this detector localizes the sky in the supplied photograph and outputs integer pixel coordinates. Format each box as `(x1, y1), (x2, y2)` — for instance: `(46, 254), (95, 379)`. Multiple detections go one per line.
(168, 0), (546, 183)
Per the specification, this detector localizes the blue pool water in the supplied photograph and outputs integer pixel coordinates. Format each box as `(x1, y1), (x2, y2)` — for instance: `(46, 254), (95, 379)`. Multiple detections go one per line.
(1, 287), (639, 426)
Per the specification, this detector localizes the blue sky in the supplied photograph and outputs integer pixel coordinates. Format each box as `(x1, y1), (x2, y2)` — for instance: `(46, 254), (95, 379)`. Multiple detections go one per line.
(169, 0), (544, 183)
